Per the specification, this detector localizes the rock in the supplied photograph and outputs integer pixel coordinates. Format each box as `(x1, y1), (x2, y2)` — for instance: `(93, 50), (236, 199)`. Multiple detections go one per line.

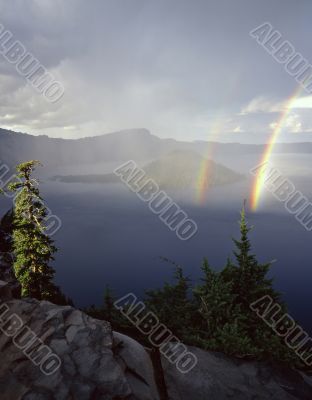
(113, 331), (160, 400)
(0, 298), (155, 400)
(161, 344), (312, 400)
(1, 296), (312, 400)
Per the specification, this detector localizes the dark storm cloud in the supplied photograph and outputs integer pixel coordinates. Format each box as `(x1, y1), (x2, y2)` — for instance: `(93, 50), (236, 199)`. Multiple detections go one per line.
(0, 0), (311, 142)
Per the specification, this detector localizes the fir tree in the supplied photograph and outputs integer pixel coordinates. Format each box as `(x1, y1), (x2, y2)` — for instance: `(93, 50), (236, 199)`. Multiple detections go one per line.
(7, 160), (60, 301)
(214, 205), (296, 362)
(194, 258), (238, 337)
(85, 286), (133, 333)
(223, 204), (280, 310)
(83, 203), (303, 366)
(144, 208), (299, 364)
(145, 260), (195, 339)
(103, 285), (115, 321)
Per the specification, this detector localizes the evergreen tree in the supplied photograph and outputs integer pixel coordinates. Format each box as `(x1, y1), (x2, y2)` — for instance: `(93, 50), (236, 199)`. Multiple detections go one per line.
(145, 260), (195, 339)
(103, 285), (116, 321)
(86, 286), (118, 321)
(85, 286), (133, 334)
(196, 205), (297, 362)
(193, 258), (238, 336)
(144, 207), (299, 364)
(225, 204), (279, 309)
(7, 160), (61, 301)
(191, 258), (254, 356)
(82, 203), (305, 366)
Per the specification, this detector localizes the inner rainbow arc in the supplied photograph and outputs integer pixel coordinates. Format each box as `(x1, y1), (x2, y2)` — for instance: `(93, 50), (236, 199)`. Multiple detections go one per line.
(250, 86), (302, 211)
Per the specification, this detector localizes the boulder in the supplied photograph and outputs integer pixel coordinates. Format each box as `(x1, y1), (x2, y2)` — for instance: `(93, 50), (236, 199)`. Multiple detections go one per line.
(161, 344), (312, 400)
(1, 296), (312, 400)
(113, 331), (160, 400)
(0, 298), (157, 400)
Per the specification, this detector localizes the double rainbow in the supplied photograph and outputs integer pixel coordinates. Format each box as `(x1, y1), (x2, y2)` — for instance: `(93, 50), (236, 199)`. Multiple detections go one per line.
(196, 86), (302, 208)
(250, 86), (302, 211)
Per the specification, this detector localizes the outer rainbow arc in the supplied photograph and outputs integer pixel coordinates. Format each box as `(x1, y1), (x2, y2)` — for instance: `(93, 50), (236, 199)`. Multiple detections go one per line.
(196, 80), (241, 205)
(250, 86), (302, 211)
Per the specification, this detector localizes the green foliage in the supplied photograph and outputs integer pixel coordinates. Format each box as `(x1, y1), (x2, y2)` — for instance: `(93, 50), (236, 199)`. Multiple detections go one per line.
(145, 260), (196, 339)
(2, 160), (68, 304)
(88, 285), (120, 322)
(142, 206), (300, 366)
(85, 286), (134, 334)
(225, 206), (279, 308)
(0, 209), (14, 263)
(194, 258), (238, 336)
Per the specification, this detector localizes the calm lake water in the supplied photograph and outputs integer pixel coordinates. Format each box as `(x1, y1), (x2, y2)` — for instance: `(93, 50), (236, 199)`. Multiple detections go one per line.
(1, 155), (311, 333)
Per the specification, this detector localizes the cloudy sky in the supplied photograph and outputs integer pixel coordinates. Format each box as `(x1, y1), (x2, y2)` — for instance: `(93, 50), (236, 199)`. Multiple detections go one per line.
(0, 0), (311, 143)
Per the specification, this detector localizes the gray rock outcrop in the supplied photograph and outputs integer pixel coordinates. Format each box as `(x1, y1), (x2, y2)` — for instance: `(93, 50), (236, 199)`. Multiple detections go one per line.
(1, 284), (312, 400)
(0, 296), (160, 400)
(161, 344), (312, 400)
(113, 332), (159, 400)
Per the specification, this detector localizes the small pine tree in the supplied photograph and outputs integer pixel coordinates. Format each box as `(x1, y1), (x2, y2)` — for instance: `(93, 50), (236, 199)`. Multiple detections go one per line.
(148, 206), (299, 364)
(85, 286), (133, 333)
(210, 205), (297, 363)
(193, 258), (238, 337)
(145, 260), (195, 340)
(7, 160), (60, 301)
(227, 204), (279, 309)
(103, 285), (115, 321)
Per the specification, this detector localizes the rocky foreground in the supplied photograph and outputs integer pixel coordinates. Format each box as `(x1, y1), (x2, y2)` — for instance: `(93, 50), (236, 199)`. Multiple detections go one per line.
(0, 280), (312, 400)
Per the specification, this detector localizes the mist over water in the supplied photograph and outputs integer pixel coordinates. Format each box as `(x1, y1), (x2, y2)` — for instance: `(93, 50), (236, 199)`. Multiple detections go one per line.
(3, 151), (311, 331)
(1, 151), (311, 334)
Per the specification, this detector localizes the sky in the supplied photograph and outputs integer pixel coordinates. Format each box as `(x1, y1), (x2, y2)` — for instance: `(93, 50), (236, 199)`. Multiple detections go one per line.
(0, 0), (312, 143)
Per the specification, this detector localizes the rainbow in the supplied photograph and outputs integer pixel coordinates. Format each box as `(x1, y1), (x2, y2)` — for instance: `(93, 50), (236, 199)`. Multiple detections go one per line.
(196, 120), (223, 204)
(250, 85), (302, 211)
(196, 151), (214, 204)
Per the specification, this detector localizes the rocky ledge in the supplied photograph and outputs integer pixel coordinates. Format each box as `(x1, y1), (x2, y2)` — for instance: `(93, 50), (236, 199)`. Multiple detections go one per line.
(0, 280), (312, 400)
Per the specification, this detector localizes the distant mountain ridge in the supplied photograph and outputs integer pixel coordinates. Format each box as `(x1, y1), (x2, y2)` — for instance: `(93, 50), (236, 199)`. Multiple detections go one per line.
(52, 150), (244, 189)
(1, 127), (312, 170)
